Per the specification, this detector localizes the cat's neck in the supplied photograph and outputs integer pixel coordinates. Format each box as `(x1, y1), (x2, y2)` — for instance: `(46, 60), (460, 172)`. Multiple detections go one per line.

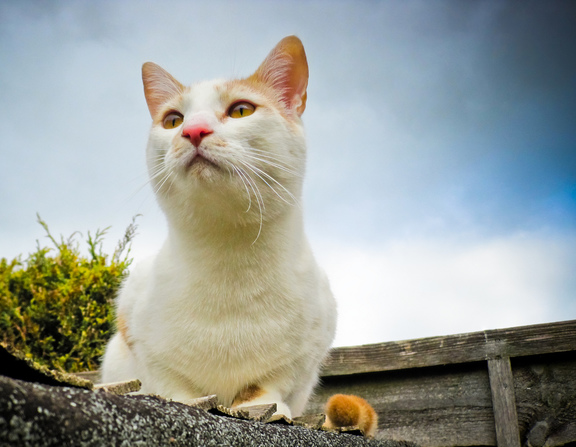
(152, 207), (305, 319)
(164, 202), (305, 264)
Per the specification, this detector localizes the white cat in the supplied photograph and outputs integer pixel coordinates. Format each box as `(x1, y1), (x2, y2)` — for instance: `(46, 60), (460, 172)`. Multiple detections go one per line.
(101, 36), (337, 419)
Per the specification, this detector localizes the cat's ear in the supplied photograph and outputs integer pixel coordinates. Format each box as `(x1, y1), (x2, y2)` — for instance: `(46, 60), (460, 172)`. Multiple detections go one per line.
(250, 35), (309, 116)
(142, 62), (184, 118)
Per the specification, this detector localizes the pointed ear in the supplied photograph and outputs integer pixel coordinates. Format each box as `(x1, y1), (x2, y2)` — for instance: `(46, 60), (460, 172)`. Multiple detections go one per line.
(249, 35), (309, 116)
(142, 62), (184, 118)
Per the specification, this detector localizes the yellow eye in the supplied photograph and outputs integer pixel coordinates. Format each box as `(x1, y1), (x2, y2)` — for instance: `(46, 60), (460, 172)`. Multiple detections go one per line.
(228, 102), (255, 119)
(162, 112), (184, 129)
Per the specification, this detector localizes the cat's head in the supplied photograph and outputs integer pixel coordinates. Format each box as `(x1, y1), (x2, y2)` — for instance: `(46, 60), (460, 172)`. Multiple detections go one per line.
(142, 36), (309, 232)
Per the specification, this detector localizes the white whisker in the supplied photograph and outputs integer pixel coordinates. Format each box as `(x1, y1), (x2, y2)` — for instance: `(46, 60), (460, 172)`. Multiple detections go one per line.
(248, 147), (296, 162)
(149, 167), (168, 182)
(238, 160), (297, 206)
(154, 171), (173, 196)
(243, 153), (302, 177)
(124, 163), (163, 203)
(232, 166), (253, 212)
(234, 166), (265, 243)
(248, 151), (301, 170)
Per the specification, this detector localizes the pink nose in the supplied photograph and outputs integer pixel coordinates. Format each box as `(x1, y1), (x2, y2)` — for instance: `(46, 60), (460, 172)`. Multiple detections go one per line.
(182, 122), (214, 147)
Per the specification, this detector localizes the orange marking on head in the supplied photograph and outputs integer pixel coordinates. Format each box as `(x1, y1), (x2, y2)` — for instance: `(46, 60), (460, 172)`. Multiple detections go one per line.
(232, 384), (265, 407)
(324, 394), (379, 438)
(223, 78), (303, 133)
(248, 35), (308, 116)
(222, 35), (308, 122)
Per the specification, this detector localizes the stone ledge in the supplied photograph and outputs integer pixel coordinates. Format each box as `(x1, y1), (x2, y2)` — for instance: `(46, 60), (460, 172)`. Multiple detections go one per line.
(0, 375), (414, 447)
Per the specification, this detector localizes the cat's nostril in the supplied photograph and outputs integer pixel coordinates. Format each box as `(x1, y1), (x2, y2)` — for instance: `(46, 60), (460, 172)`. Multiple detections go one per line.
(182, 124), (214, 147)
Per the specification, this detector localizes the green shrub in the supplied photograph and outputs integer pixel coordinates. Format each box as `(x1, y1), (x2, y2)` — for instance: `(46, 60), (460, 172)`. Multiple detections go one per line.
(0, 215), (138, 373)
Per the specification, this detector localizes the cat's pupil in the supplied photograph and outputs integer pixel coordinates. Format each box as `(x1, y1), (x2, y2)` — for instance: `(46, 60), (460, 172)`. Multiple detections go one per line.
(229, 102), (255, 119)
(162, 112), (184, 129)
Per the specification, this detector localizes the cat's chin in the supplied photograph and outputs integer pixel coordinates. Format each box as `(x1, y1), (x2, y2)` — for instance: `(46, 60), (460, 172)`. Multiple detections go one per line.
(184, 153), (221, 179)
(187, 154), (218, 169)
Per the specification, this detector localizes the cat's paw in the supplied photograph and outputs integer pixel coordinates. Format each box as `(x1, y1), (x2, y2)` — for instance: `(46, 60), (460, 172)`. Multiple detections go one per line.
(269, 401), (292, 419)
(323, 394), (378, 438)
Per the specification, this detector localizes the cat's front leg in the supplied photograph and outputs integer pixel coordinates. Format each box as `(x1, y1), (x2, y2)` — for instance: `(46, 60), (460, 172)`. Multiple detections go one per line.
(101, 332), (138, 384)
(232, 384), (292, 419)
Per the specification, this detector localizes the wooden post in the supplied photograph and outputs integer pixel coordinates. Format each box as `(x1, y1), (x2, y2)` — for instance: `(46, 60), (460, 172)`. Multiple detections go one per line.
(487, 357), (521, 447)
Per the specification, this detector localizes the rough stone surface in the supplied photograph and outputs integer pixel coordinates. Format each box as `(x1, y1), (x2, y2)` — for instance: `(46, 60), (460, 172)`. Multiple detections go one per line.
(0, 376), (415, 447)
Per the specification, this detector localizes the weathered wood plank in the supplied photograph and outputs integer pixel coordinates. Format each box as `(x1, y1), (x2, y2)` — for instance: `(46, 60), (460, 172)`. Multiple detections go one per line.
(487, 357), (521, 447)
(309, 350), (576, 446)
(512, 352), (576, 447)
(322, 320), (576, 377)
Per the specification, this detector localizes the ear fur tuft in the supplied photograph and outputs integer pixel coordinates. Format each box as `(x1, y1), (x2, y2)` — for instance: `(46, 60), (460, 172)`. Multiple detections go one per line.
(142, 62), (184, 118)
(249, 35), (309, 116)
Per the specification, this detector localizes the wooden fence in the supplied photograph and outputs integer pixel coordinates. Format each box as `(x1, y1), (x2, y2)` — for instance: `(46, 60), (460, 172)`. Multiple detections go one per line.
(305, 319), (576, 447)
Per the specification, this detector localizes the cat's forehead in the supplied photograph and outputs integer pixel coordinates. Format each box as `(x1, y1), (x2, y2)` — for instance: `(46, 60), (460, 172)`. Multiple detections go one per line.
(180, 78), (265, 111)
(181, 79), (227, 108)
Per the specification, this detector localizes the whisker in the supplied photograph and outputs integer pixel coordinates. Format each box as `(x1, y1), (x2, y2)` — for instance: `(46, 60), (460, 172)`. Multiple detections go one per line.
(149, 166), (168, 182)
(236, 166), (265, 243)
(166, 171), (176, 194)
(245, 169), (265, 214)
(154, 171), (173, 196)
(232, 166), (253, 212)
(238, 160), (297, 206)
(120, 153), (168, 214)
(243, 153), (302, 178)
(124, 165), (163, 203)
(248, 147), (296, 162)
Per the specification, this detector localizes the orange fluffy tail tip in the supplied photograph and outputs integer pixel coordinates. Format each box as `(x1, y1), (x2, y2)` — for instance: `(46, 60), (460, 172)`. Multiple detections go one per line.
(324, 394), (378, 438)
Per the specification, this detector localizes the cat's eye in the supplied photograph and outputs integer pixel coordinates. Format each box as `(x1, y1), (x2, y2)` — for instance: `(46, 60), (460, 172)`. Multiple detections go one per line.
(228, 102), (255, 119)
(162, 112), (184, 129)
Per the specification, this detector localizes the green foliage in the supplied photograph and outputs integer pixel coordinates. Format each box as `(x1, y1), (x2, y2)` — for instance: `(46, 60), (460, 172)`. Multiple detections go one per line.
(0, 215), (138, 372)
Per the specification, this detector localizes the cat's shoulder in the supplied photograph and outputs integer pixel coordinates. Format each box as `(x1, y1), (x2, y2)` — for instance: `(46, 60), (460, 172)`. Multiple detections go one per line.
(116, 255), (156, 305)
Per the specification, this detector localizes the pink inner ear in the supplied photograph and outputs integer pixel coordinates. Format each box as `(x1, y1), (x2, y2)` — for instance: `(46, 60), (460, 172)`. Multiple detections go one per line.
(250, 36), (309, 116)
(142, 62), (184, 118)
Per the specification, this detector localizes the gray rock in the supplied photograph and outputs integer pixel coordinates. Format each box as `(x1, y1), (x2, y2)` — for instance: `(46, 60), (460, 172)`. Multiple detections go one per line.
(0, 376), (415, 447)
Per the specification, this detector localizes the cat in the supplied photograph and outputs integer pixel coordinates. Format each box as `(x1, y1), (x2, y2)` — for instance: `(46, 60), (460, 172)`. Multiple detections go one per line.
(101, 35), (376, 435)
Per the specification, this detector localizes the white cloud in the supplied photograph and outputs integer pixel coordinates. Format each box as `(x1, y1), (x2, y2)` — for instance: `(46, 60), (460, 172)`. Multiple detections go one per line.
(316, 231), (576, 347)
(1, 1), (575, 349)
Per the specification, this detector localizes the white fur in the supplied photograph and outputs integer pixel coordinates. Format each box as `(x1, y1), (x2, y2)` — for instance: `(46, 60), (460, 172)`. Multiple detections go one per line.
(101, 73), (336, 417)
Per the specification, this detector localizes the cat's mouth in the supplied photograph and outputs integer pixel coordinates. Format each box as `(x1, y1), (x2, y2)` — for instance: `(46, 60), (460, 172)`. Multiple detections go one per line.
(185, 150), (219, 171)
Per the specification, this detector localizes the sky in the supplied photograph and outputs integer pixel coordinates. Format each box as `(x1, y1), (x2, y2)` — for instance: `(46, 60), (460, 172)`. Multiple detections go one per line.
(1, 1), (575, 347)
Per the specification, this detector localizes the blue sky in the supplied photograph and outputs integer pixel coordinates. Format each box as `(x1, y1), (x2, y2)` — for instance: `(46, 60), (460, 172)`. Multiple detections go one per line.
(1, 1), (575, 346)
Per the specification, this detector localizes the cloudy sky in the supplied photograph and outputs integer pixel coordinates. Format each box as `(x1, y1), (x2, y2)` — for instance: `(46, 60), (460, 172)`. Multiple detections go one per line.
(1, 1), (575, 347)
